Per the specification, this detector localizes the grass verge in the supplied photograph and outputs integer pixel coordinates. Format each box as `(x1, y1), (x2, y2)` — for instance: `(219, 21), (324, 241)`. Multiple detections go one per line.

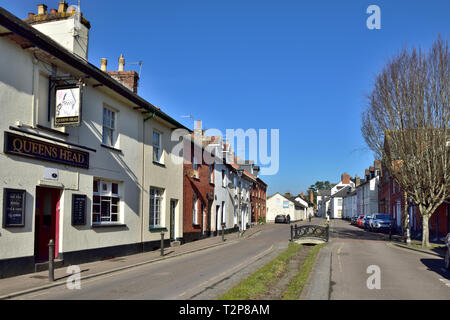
(281, 243), (326, 300)
(218, 242), (302, 300)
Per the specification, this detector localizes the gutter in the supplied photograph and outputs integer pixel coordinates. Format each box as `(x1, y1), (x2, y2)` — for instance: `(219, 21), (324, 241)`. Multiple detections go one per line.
(0, 7), (189, 132)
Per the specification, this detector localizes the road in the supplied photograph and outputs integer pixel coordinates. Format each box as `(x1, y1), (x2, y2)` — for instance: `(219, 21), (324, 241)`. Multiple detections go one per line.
(14, 222), (298, 300)
(328, 219), (450, 299)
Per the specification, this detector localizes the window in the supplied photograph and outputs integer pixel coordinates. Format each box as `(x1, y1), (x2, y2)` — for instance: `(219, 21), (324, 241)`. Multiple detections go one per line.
(153, 131), (162, 163)
(193, 194), (198, 224)
(102, 108), (116, 147)
(209, 165), (214, 184)
(93, 179), (121, 224)
(193, 155), (198, 171)
(222, 170), (226, 187)
(338, 199), (343, 206)
(150, 188), (164, 228)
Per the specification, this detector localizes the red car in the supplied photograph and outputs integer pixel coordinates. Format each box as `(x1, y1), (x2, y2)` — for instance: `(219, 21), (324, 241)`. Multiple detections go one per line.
(356, 215), (366, 228)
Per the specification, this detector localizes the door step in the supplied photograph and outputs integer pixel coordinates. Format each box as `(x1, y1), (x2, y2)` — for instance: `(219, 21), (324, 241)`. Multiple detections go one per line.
(34, 259), (64, 273)
(170, 241), (181, 247)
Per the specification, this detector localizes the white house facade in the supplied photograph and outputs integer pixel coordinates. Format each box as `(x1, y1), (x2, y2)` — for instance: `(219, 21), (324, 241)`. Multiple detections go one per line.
(0, 4), (187, 278)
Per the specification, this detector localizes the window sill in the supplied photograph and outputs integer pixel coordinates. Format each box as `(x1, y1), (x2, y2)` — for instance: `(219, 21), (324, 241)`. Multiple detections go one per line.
(92, 223), (127, 228)
(209, 182), (215, 186)
(152, 161), (166, 168)
(101, 144), (122, 153)
(149, 227), (168, 232)
(36, 124), (69, 136)
(193, 176), (200, 181)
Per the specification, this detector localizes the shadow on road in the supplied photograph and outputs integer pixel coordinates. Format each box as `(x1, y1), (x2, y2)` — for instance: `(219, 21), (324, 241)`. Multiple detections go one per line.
(420, 258), (450, 280)
(331, 222), (387, 241)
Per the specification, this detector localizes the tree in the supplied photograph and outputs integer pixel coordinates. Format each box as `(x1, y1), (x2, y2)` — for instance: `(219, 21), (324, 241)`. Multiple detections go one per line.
(307, 180), (332, 204)
(361, 37), (449, 247)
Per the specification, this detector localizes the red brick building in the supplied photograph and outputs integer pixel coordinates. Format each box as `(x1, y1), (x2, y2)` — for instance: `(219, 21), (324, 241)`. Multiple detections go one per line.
(378, 164), (449, 238)
(251, 178), (267, 223)
(182, 137), (215, 243)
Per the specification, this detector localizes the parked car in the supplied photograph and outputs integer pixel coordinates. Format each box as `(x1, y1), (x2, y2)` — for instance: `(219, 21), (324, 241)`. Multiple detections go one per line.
(363, 215), (373, 230)
(370, 213), (393, 232)
(275, 214), (290, 224)
(351, 216), (358, 225)
(356, 215), (366, 228)
(445, 233), (450, 270)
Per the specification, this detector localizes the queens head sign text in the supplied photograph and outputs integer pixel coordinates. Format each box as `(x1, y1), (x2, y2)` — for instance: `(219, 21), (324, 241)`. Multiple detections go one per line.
(4, 132), (89, 169)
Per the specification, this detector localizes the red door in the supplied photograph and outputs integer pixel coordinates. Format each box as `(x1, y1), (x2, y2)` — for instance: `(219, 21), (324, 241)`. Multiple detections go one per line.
(35, 187), (60, 261)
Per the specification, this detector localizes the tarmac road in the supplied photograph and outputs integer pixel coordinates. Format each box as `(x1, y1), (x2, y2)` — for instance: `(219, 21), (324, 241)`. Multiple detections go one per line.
(14, 222), (298, 300)
(329, 219), (450, 300)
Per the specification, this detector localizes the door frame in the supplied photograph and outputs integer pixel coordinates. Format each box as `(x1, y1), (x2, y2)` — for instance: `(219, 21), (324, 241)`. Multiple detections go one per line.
(35, 186), (61, 260)
(169, 199), (177, 240)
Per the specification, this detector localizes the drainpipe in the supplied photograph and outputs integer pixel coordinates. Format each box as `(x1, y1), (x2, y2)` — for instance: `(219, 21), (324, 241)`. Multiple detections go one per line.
(140, 112), (156, 250)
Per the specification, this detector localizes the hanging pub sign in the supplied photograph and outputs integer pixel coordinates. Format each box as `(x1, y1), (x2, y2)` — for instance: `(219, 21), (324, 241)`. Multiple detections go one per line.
(3, 188), (26, 227)
(4, 132), (89, 169)
(72, 194), (87, 226)
(55, 85), (82, 127)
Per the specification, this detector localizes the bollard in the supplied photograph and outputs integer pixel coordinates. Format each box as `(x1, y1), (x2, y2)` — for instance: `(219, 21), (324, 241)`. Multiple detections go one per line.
(48, 239), (55, 282)
(222, 223), (225, 242)
(290, 225), (293, 242)
(160, 231), (165, 256)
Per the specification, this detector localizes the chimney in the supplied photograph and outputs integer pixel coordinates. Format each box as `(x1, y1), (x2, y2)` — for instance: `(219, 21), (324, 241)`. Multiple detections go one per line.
(106, 55), (140, 94)
(355, 175), (361, 187)
(26, 2), (91, 60)
(374, 160), (382, 169)
(28, 13), (35, 19)
(309, 191), (314, 204)
(100, 58), (108, 71)
(37, 4), (48, 15)
(118, 54), (125, 71)
(341, 173), (350, 185)
(58, 0), (68, 14)
(285, 192), (291, 198)
(300, 192), (304, 198)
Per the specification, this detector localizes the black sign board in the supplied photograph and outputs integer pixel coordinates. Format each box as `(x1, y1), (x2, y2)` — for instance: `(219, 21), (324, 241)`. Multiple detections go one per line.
(3, 188), (26, 227)
(4, 132), (89, 169)
(72, 194), (87, 226)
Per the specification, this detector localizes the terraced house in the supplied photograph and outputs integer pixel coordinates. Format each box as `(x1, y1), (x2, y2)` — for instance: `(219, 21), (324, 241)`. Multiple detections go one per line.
(0, 3), (187, 278)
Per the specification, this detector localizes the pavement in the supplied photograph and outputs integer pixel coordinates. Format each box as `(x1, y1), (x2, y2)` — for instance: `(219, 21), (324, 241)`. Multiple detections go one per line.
(0, 224), (264, 300)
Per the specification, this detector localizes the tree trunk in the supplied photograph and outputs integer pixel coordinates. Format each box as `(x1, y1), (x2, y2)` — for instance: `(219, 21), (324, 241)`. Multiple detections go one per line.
(422, 214), (430, 247)
(403, 192), (411, 244)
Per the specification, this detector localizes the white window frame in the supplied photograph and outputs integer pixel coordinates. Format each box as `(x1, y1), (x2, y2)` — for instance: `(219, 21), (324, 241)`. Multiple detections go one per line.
(92, 179), (121, 225)
(102, 107), (117, 147)
(222, 170), (226, 187)
(153, 130), (162, 163)
(150, 187), (164, 228)
(193, 194), (199, 225)
(209, 165), (214, 184)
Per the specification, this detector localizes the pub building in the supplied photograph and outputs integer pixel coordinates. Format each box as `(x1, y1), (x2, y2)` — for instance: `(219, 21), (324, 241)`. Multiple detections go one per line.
(0, 3), (188, 278)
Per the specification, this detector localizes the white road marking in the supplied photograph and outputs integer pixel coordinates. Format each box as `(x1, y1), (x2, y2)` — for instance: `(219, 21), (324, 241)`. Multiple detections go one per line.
(439, 278), (450, 288)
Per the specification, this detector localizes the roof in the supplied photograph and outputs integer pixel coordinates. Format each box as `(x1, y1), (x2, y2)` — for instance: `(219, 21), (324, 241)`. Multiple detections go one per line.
(285, 196), (307, 209)
(0, 7), (189, 132)
(317, 189), (331, 196)
(331, 185), (353, 198)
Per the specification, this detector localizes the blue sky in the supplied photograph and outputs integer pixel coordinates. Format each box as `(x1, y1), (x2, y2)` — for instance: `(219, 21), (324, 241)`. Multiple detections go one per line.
(2, 0), (449, 195)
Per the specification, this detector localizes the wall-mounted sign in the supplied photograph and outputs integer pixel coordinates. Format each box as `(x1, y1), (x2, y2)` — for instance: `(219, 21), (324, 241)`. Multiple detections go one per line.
(283, 201), (290, 208)
(3, 188), (26, 227)
(4, 132), (89, 169)
(55, 86), (81, 127)
(72, 194), (87, 226)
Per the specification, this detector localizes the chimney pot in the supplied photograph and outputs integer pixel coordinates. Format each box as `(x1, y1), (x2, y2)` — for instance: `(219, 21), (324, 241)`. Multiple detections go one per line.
(28, 13), (35, 19)
(101, 58), (108, 71)
(118, 54), (125, 71)
(37, 4), (48, 15)
(58, 1), (68, 13)
(50, 8), (57, 14)
(196, 120), (202, 130)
